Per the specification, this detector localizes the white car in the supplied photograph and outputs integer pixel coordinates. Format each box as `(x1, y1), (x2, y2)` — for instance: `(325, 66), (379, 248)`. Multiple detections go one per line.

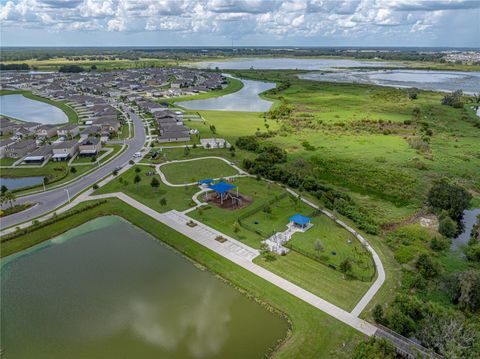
(133, 152), (142, 158)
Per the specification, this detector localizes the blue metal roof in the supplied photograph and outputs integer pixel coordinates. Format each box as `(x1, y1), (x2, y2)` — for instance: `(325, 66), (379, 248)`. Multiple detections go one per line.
(198, 178), (214, 185)
(208, 181), (236, 194)
(289, 214), (311, 225)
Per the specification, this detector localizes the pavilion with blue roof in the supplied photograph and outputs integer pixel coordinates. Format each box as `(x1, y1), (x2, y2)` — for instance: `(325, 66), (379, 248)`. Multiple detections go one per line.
(289, 214), (312, 230)
(207, 181), (238, 204)
(198, 178), (214, 185)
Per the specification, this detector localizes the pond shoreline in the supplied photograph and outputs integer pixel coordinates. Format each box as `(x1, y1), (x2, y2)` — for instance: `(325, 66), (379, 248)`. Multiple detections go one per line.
(1, 204), (293, 359)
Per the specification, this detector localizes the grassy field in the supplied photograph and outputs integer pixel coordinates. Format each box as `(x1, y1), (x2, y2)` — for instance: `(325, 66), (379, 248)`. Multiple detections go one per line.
(0, 90), (79, 124)
(1, 198), (363, 358)
(160, 158), (239, 184)
(199, 71), (480, 226)
(95, 165), (199, 213)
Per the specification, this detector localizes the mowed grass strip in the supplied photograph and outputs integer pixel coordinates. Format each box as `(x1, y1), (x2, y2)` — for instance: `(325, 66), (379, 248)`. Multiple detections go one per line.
(1, 198), (363, 358)
(160, 158), (239, 184)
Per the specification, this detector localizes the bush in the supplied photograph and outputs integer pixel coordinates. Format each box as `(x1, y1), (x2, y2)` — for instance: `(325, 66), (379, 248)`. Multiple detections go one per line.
(416, 253), (440, 278)
(439, 215), (458, 238)
(430, 236), (450, 251)
(92, 184), (99, 190)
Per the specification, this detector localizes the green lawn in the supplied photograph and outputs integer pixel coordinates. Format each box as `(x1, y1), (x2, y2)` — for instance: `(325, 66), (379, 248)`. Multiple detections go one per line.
(288, 215), (375, 280)
(0, 90), (79, 124)
(0, 157), (17, 166)
(1, 198), (363, 358)
(160, 158), (239, 184)
(95, 165), (198, 213)
(255, 251), (371, 312)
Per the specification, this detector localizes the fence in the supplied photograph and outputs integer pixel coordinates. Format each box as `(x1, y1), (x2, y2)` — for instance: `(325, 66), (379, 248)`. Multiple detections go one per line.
(375, 324), (443, 359)
(237, 192), (288, 238)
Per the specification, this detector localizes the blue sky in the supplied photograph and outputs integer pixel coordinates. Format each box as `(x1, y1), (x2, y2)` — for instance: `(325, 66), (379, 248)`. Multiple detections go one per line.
(1, 0), (479, 47)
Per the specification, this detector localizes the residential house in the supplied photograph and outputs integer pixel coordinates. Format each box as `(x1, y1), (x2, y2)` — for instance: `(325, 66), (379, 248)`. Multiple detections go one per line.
(57, 124), (79, 139)
(23, 145), (52, 164)
(52, 140), (79, 161)
(79, 137), (102, 156)
(4, 139), (37, 158)
(80, 126), (101, 140)
(36, 125), (57, 139)
(0, 138), (17, 158)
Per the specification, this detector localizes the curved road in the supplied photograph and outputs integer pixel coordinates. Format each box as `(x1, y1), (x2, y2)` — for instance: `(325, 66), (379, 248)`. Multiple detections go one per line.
(0, 109), (146, 230)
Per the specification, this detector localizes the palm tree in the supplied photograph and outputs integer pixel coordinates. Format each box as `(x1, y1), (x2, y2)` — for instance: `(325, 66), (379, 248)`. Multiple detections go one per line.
(3, 191), (16, 208)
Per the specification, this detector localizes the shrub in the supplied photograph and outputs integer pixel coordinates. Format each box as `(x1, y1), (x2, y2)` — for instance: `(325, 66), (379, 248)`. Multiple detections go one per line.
(92, 184), (99, 190)
(430, 236), (450, 251)
(439, 216), (458, 238)
(416, 253), (440, 278)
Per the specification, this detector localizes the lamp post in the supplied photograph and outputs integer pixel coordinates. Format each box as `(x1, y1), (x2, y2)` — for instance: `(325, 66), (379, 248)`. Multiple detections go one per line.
(64, 189), (71, 203)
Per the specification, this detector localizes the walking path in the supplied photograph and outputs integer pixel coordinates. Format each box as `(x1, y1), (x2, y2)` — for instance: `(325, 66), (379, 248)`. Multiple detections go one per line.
(87, 191), (377, 336)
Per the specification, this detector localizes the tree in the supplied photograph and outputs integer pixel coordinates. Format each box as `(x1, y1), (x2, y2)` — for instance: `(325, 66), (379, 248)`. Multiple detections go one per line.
(150, 177), (160, 190)
(70, 166), (77, 174)
(1, 185), (8, 195)
(441, 90), (464, 108)
(448, 270), (480, 312)
(416, 253), (439, 278)
(339, 258), (352, 275)
(134, 174), (141, 187)
(135, 167), (141, 173)
(2, 191), (16, 208)
(184, 146), (190, 156)
(90, 64), (97, 70)
(427, 178), (472, 220)
(439, 215), (458, 238)
(160, 197), (167, 206)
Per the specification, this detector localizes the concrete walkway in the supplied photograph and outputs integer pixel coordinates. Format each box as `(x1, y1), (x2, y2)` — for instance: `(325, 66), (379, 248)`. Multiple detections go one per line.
(285, 188), (386, 317)
(87, 192), (377, 336)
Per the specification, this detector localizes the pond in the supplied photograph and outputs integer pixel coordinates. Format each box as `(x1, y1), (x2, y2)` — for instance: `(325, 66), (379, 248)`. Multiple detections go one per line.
(299, 70), (480, 94)
(195, 57), (400, 71)
(0, 216), (287, 359)
(0, 176), (44, 190)
(177, 77), (275, 112)
(0, 94), (68, 124)
(451, 208), (480, 251)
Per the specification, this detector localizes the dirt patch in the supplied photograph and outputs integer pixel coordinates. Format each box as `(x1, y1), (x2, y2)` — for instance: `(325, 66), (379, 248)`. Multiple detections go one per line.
(205, 191), (252, 211)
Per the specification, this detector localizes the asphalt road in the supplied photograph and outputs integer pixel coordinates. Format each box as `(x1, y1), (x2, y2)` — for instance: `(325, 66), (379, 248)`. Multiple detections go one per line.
(0, 109), (146, 230)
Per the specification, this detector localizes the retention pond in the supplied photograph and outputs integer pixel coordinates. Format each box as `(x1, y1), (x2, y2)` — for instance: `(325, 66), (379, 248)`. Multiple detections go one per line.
(1, 216), (287, 359)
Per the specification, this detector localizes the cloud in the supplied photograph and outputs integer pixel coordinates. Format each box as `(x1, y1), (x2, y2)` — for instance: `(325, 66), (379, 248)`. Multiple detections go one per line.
(0, 0), (478, 46)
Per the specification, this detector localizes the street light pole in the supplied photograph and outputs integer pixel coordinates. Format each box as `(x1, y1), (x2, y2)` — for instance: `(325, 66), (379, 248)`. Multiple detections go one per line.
(64, 189), (71, 203)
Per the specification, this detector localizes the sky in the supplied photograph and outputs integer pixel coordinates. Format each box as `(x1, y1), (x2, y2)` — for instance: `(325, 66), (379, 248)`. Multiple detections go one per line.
(1, 0), (479, 48)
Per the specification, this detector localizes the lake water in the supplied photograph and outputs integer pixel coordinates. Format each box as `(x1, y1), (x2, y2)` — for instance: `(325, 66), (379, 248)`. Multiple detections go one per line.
(196, 57), (400, 71)
(0, 176), (44, 190)
(0, 216), (287, 359)
(177, 77), (275, 112)
(0, 94), (68, 124)
(299, 70), (480, 94)
(451, 208), (480, 251)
